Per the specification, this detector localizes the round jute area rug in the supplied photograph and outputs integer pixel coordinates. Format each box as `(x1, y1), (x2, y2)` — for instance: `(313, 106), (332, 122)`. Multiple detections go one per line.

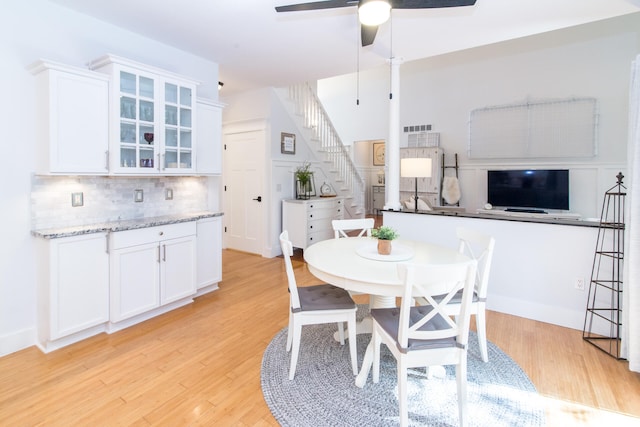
(261, 306), (545, 427)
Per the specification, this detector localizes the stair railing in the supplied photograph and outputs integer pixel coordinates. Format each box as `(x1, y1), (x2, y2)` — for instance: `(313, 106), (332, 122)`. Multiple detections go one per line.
(287, 83), (365, 216)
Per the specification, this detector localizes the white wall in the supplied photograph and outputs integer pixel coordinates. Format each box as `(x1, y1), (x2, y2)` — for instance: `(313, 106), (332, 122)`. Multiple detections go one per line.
(0, 0), (219, 356)
(318, 13), (640, 218)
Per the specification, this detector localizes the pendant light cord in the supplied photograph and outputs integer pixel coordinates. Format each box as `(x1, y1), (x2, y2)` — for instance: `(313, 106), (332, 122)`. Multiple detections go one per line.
(357, 15), (360, 106)
(389, 11), (393, 100)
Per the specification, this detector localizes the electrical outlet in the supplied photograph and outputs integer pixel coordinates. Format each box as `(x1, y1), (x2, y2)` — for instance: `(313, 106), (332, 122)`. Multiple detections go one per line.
(575, 278), (585, 291)
(71, 192), (83, 207)
(134, 189), (144, 203)
(165, 188), (173, 200)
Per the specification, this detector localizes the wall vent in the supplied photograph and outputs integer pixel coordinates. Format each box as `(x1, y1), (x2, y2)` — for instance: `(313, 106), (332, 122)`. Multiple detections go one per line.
(403, 124), (432, 133)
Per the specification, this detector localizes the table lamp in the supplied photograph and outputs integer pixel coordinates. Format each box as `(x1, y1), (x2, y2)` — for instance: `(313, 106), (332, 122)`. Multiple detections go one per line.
(400, 158), (432, 212)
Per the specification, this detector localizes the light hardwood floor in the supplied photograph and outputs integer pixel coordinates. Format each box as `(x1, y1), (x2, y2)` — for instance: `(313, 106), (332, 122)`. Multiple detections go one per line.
(1, 248), (639, 426)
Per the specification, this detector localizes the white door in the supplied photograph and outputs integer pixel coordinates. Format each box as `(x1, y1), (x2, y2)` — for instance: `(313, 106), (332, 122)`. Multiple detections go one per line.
(223, 129), (265, 254)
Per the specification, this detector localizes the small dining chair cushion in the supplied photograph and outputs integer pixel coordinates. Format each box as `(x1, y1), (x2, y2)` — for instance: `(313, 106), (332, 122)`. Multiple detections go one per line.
(371, 306), (458, 354)
(434, 289), (483, 304)
(295, 284), (356, 313)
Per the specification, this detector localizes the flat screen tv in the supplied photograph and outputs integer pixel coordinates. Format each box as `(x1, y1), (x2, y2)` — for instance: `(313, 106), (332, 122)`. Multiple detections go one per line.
(487, 169), (569, 213)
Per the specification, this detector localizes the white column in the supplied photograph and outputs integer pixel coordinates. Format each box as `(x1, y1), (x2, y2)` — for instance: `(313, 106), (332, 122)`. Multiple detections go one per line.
(384, 56), (403, 211)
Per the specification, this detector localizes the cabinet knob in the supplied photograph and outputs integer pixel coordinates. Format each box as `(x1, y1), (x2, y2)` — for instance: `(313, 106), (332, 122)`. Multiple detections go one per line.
(159, 231), (164, 236)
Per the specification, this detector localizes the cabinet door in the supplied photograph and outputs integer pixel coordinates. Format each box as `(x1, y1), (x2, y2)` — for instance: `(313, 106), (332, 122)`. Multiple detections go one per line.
(115, 69), (159, 173)
(34, 65), (109, 174)
(372, 186), (385, 211)
(399, 147), (441, 196)
(49, 234), (109, 340)
(416, 147), (441, 193)
(110, 242), (160, 322)
(162, 81), (196, 173)
(196, 217), (222, 289)
(195, 100), (223, 174)
(161, 235), (196, 304)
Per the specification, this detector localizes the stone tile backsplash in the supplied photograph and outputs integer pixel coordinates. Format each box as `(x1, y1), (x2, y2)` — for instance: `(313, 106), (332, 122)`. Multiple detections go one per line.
(31, 175), (210, 230)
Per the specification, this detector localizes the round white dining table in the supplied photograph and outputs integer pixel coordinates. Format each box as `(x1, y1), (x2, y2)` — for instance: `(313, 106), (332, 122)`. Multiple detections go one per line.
(303, 236), (470, 308)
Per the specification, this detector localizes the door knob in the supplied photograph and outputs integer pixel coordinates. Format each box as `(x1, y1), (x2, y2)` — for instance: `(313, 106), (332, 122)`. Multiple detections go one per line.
(253, 196), (262, 202)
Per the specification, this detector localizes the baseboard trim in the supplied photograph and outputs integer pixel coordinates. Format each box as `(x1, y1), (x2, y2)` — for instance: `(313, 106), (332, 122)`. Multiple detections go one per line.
(0, 327), (36, 357)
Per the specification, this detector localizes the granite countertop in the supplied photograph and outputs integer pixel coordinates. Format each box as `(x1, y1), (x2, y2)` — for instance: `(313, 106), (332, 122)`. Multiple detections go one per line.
(387, 208), (602, 228)
(32, 211), (224, 239)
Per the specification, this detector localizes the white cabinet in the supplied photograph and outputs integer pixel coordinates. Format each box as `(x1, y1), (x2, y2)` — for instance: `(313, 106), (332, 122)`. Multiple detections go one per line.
(36, 233), (109, 351)
(372, 185), (385, 214)
(282, 198), (344, 249)
(399, 147), (442, 207)
(196, 216), (223, 290)
(110, 222), (196, 322)
(196, 99), (224, 174)
(90, 55), (198, 175)
(29, 60), (110, 174)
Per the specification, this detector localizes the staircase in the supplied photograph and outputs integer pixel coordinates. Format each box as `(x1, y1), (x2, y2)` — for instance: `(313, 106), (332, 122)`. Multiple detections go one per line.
(277, 83), (366, 218)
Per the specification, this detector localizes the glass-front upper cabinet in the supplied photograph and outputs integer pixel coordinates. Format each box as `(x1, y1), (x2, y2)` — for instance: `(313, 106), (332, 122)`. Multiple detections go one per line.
(119, 70), (156, 170)
(90, 55), (198, 175)
(163, 83), (193, 170)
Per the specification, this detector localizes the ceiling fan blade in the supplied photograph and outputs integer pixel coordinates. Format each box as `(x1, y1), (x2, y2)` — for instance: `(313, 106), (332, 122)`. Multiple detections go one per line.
(361, 24), (378, 47)
(390, 0), (476, 9)
(275, 0), (357, 12)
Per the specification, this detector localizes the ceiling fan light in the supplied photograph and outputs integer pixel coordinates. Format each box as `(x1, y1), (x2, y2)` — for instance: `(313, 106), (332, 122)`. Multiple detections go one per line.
(358, 0), (391, 26)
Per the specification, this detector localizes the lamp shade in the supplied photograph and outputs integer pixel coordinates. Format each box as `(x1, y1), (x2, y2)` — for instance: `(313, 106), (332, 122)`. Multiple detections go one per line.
(358, 0), (391, 26)
(401, 158), (432, 178)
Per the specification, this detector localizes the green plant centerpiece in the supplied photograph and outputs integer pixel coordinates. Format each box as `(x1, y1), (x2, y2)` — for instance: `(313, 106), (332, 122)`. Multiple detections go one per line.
(295, 161), (313, 199)
(371, 226), (398, 255)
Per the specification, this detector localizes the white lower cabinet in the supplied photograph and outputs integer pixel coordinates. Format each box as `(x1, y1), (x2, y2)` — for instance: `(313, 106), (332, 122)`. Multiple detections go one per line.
(110, 222), (196, 323)
(35, 219), (215, 352)
(196, 216), (222, 290)
(36, 233), (109, 352)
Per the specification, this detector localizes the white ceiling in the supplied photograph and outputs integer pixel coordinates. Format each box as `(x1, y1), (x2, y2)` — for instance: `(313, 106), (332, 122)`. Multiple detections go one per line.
(49, 0), (640, 96)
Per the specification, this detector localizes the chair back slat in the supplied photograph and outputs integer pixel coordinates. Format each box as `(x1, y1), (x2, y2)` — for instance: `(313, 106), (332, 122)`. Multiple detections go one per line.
(456, 227), (495, 299)
(279, 231), (301, 310)
(397, 260), (477, 348)
(332, 218), (375, 239)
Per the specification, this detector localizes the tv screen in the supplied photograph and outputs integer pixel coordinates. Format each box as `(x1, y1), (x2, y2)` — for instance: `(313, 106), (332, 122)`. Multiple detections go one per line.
(487, 169), (569, 212)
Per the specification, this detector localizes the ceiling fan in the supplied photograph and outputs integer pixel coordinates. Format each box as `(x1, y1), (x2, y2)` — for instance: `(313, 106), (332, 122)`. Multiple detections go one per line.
(275, 0), (478, 46)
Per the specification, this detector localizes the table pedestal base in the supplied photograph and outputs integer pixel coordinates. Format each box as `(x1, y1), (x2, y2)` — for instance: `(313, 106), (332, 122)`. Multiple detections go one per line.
(333, 295), (395, 341)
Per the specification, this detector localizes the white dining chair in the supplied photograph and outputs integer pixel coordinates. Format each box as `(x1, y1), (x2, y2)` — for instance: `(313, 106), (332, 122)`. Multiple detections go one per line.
(332, 218), (376, 305)
(447, 227), (496, 362)
(279, 231), (358, 380)
(332, 218), (375, 239)
(415, 227), (495, 362)
(453, 227), (495, 362)
(369, 260), (477, 427)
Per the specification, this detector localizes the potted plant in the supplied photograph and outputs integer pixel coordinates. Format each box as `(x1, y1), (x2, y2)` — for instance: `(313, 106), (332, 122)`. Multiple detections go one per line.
(295, 161), (313, 199)
(371, 226), (398, 255)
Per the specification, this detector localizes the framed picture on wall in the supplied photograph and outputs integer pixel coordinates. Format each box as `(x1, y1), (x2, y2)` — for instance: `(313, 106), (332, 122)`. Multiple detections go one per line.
(281, 132), (296, 154)
(373, 142), (385, 166)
